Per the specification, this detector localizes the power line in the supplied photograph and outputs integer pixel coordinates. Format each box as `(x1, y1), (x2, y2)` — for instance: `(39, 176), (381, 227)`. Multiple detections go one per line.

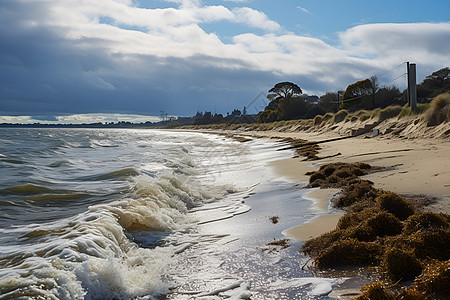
(332, 62), (409, 104)
(380, 72), (408, 89)
(375, 62), (407, 79)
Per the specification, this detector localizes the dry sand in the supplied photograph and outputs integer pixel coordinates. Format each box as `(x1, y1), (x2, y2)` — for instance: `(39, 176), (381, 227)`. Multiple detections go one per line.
(190, 120), (450, 241)
(265, 130), (450, 241)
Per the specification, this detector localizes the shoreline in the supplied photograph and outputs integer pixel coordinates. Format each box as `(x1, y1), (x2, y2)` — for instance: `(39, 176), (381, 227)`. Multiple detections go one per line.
(177, 124), (449, 297)
(268, 132), (450, 241)
(192, 126), (450, 241)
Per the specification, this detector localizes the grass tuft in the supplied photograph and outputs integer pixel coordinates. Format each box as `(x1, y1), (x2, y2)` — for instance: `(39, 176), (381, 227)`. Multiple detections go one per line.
(332, 110), (349, 123)
(378, 106), (403, 121)
(425, 93), (450, 126)
(313, 115), (323, 125)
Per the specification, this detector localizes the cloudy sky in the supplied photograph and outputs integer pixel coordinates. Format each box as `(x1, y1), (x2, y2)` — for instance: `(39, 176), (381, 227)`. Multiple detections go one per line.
(1, 0), (449, 123)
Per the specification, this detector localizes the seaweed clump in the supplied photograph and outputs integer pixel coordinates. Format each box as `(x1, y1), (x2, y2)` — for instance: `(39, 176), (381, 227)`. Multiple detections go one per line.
(355, 282), (395, 300)
(301, 162), (450, 298)
(381, 247), (422, 282)
(306, 162), (385, 188)
(281, 137), (321, 160)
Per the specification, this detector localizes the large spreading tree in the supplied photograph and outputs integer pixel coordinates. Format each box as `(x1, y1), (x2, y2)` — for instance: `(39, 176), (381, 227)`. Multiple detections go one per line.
(267, 82), (303, 102)
(258, 82), (305, 122)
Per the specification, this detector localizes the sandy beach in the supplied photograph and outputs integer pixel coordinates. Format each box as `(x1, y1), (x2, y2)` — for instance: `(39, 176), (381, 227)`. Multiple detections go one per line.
(196, 119), (450, 242)
(268, 131), (450, 241)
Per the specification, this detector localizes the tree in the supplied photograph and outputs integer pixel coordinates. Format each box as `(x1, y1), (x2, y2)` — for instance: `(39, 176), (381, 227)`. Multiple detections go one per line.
(231, 109), (241, 117)
(341, 79), (373, 111)
(268, 82), (303, 102)
(319, 91), (342, 113)
(417, 67), (450, 100)
(369, 76), (380, 109)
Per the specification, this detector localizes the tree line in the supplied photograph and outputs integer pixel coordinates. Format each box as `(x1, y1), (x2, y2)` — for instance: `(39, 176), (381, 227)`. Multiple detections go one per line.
(189, 67), (448, 125)
(258, 67), (449, 123)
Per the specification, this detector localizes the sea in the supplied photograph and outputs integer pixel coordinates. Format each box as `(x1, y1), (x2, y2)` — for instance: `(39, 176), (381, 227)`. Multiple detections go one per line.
(0, 128), (354, 299)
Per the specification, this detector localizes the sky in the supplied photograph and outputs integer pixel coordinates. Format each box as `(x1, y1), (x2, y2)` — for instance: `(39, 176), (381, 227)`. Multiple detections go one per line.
(0, 0), (449, 124)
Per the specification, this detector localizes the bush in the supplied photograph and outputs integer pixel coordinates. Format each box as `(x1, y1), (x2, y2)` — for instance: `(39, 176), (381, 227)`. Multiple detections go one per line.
(398, 103), (430, 118)
(425, 93), (450, 126)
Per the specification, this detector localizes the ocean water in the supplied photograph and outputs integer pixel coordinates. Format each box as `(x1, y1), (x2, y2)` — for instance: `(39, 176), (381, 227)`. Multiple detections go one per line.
(0, 128), (349, 299)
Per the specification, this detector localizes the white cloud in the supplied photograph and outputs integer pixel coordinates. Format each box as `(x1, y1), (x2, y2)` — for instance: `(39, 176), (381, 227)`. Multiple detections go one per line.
(339, 22), (450, 74)
(231, 7), (282, 32)
(1, 0), (449, 118)
(297, 6), (312, 15)
(0, 114), (161, 124)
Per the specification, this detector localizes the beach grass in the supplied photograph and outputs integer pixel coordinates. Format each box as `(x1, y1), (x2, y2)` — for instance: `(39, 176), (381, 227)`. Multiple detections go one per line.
(425, 92), (450, 126)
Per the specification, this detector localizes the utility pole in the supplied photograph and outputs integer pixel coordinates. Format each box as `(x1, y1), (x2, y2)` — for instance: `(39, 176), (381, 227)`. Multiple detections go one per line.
(406, 62), (410, 107)
(336, 91), (341, 112)
(407, 63), (417, 111)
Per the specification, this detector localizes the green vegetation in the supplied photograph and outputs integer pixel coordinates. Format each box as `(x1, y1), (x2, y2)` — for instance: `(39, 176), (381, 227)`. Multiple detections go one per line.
(417, 67), (450, 99)
(301, 162), (450, 299)
(178, 67), (448, 129)
(425, 92), (450, 126)
(340, 78), (375, 111)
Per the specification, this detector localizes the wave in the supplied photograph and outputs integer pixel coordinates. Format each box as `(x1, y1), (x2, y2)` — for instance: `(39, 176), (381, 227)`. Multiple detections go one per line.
(0, 184), (94, 209)
(0, 169), (234, 298)
(0, 157), (26, 165)
(0, 129), (272, 299)
(77, 167), (142, 181)
(2, 183), (55, 195)
(48, 160), (73, 168)
(89, 139), (120, 148)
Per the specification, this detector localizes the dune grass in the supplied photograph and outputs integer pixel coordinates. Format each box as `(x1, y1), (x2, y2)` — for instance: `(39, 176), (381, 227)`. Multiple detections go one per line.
(425, 93), (450, 126)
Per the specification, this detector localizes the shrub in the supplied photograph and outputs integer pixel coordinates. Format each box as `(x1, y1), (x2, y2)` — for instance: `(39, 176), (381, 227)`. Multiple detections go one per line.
(425, 93), (450, 126)
(370, 108), (381, 119)
(398, 103), (430, 118)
